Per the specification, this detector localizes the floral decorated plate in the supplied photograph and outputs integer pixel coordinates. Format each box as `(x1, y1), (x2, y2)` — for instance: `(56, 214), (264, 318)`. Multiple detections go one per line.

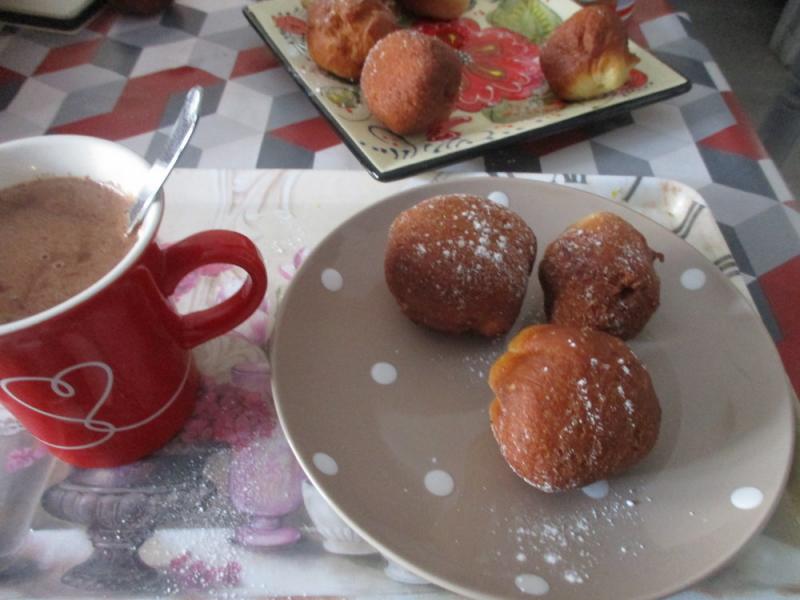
(244, 0), (690, 181)
(270, 178), (795, 600)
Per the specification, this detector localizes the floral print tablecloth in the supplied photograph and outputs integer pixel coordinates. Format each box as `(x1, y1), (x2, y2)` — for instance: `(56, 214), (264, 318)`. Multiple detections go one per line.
(0, 169), (796, 600)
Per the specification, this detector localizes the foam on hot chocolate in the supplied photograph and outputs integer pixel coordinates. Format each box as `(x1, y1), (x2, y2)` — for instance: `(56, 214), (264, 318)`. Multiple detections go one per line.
(0, 177), (135, 324)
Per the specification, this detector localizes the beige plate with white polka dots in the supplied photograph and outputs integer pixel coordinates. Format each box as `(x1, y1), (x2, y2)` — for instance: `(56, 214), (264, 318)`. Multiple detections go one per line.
(270, 178), (795, 600)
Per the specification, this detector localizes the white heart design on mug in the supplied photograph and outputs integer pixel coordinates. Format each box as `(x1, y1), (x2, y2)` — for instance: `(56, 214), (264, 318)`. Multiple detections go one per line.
(0, 362), (115, 450)
(0, 360), (191, 451)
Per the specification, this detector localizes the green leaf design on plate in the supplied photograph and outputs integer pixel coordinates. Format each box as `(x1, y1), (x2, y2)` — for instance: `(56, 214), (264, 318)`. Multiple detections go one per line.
(325, 87), (360, 109)
(482, 90), (562, 123)
(487, 0), (562, 43)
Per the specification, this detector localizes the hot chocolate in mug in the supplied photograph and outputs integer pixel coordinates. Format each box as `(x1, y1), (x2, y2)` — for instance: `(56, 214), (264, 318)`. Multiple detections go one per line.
(0, 135), (268, 467)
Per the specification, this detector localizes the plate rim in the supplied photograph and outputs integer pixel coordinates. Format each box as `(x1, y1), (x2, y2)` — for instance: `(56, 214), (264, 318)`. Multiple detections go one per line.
(243, 3), (692, 182)
(270, 176), (796, 600)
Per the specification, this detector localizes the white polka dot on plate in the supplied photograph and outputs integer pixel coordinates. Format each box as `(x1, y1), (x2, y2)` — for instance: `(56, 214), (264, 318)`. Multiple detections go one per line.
(681, 268), (706, 290)
(488, 191), (510, 207)
(515, 574), (549, 595)
(730, 486), (763, 510)
(321, 268), (343, 291)
(424, 469), (454, 497)
(371, 362), (397, 385)
(313, 452), (338, 475)
(581, 480), (609, 499)
(543, 553), (559, 565)
(563, 570), (584, 584)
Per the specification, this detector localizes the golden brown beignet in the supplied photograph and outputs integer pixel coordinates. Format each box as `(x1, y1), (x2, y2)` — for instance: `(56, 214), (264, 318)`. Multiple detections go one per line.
(539, 212), (663, 340)
(489, 324), (661, 492)
(397, 0), (469, 20)
(307, 0), (398, 81)
(361, 30), (462, 135)
(385, 194), (536, 336)
(540, 5), (639, 101)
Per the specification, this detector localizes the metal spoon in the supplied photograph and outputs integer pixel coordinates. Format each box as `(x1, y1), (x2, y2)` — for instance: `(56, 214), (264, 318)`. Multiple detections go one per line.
(126, 86), (203, 236)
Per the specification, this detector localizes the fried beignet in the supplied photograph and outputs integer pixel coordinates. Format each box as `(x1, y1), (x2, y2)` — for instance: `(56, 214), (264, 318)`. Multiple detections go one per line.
(361, 30), (462, 135)
(397, 0), (469, 20)
(489, 324), (661, 492)
(385, 194), (536, 336)
(539, 212), (663, 340)
(540, 5), (639, 101)
(307, 0), (398, 80)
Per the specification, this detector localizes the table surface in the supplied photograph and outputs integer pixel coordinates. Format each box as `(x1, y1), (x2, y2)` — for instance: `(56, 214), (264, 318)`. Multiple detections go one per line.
(0, 1), (798, 599)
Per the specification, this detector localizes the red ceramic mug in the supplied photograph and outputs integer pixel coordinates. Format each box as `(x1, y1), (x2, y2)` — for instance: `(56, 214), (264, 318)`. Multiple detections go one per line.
(0, 135), (268, 468)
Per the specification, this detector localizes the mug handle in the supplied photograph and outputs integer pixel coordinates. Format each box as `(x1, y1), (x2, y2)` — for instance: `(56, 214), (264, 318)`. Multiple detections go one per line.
(157, 230), (268, 348)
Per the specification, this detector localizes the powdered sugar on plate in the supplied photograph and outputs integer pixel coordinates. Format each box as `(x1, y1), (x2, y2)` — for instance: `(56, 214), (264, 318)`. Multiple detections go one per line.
(507, 487), (651, 585)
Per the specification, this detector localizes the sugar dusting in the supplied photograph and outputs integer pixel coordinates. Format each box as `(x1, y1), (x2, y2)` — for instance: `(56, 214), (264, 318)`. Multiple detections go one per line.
(460, 303), (545, 382)
(498, 328), (649, 496)
(506, 486), (650, 585)
(395, 194), (535, 301)
(540, 213), (662, 335)
(461, 336), (505, 381)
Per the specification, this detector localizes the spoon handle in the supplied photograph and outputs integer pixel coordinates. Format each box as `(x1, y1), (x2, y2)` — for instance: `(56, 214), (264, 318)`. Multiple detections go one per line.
(126, 86), (203, 235)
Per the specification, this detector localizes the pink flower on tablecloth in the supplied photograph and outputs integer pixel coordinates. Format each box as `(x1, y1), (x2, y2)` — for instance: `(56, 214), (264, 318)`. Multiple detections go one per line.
(180, 375), (275, 450)
(171, 266), (271, 347)
(214, 246), (305, 346)
(172, 263), (232, 300)
(169, 552), (241, 589)
(215, 277), (271, 346)
(167, 245), (306, 347)
(5, 444), (47, 473)
(416, 18), (544, 112)
(236, 307), (270, 346)
(278, 247), (308, 280)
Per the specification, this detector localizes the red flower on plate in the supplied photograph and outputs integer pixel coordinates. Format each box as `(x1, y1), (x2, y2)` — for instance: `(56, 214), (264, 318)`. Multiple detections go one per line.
(416, 18), (545, 113)
(273, 14), (307, 35)
(624, 68), (648, 90)
(427, 115), (472, 141)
